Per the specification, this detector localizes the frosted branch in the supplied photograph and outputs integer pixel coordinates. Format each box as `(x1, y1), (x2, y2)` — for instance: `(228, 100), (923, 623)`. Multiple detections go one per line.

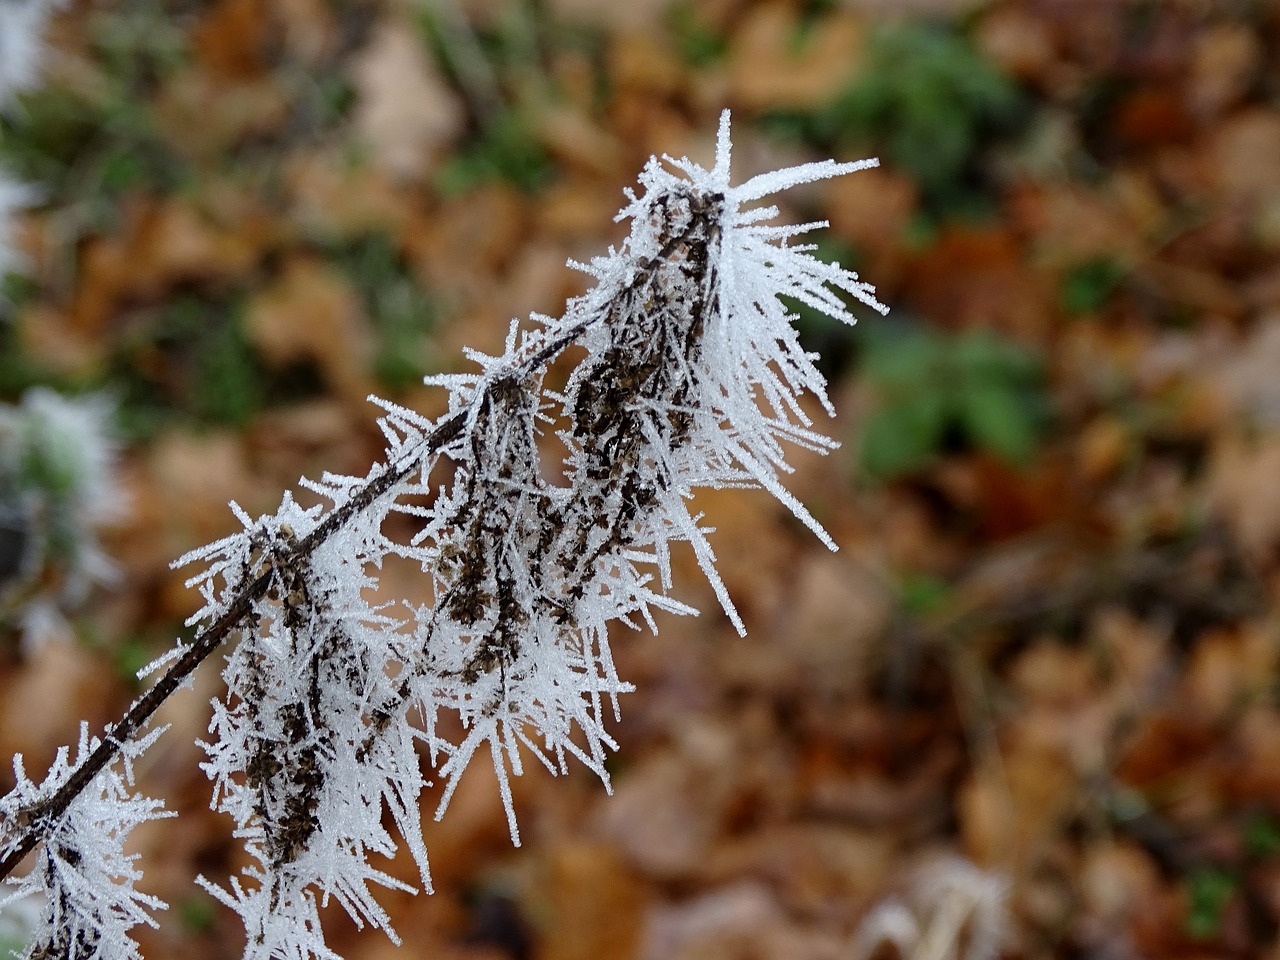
(0, 111), (886, 959)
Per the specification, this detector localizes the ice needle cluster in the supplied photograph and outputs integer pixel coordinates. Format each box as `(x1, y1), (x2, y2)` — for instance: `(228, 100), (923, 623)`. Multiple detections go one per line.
(0, 726), (170, 960)
(1, 113), (885, 959)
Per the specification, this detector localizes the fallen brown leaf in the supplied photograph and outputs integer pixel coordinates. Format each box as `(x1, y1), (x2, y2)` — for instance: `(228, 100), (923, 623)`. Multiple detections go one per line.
(349, 15), (464, 181)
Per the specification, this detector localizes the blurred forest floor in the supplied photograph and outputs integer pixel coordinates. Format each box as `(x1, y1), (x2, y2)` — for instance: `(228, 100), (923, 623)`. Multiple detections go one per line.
(4, 0), (1280, 958)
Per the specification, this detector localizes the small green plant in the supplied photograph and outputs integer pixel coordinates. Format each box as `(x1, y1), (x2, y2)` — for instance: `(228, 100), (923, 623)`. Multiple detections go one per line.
(1245, 814), (1280, 859)
(178, 893), (218, 935)
(416, 3), (555, 195)
(0, 3), (188, 215)
(436, 106), (553, 195)
(898, 571), (952, 617)
(668, 2), (727, 68)
(0, 86), (160, 201)
(330, 232), (437, 392)
(763, 20), (1027, 217)
(858, 325), (1049, 479)
(1060, 256), (1127, 316)
(1184, 866), (1238, 941)
(0, 389), (122, 645)
(108, 294), (266, 439)
(104, 243), (436, 437)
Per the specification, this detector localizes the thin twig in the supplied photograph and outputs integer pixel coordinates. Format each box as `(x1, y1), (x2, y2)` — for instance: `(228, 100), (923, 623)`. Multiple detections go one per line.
(0, 411), (468, 882)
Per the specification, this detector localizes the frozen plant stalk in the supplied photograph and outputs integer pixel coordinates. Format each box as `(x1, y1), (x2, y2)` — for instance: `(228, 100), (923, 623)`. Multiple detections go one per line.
(0, 112), (886, 960)
(0, 725), (171, 960)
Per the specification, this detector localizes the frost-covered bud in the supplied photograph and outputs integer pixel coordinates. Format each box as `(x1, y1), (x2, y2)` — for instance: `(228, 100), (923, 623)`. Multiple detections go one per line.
(170, 110), (886, 959)
(0, 390), (124, 647)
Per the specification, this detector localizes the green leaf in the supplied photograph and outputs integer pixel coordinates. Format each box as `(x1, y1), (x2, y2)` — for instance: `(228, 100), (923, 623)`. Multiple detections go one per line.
(954, 330), (1040, 382)
(860, 330), (943, 388)
(860, 390), (948, 478)
(857, 326), (1049, 479)
(956, 381), (1041, 464)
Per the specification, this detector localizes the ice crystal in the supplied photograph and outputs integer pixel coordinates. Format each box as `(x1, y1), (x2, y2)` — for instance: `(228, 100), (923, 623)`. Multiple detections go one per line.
(3, 111), (886, 960)
(173, 111), (885, 956)
(0, 725), (171, 960)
